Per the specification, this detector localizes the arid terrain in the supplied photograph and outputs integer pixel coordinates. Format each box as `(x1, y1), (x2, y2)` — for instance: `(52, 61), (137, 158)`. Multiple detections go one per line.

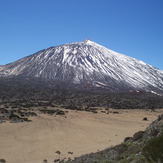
(0, 107), (162, 163)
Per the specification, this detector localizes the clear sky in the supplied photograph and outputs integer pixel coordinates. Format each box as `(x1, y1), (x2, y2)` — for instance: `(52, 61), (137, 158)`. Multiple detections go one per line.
(0, 0), (163, 70)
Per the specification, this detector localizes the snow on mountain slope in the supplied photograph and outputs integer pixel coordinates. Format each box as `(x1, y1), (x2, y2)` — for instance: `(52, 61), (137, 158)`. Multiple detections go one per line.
(0, 66), (4, 75)
(0, 39), (163, 92)
(0, 66), (4, 70)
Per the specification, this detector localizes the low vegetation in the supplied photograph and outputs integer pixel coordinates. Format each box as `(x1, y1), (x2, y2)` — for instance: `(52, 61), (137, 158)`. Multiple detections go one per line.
(0, 159), (6, 163)
(59, 114), (163, 163)
(0, 76), (163, 109)
(142, 132), (163, 162)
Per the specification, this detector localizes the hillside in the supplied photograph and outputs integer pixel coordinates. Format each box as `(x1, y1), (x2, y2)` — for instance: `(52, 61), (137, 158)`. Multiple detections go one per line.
(64, 113), (163, 163)
(0, 76), (163, 109)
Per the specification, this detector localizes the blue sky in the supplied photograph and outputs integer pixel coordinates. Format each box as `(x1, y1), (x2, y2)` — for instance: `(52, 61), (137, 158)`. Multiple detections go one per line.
(0, 0), (163, 70)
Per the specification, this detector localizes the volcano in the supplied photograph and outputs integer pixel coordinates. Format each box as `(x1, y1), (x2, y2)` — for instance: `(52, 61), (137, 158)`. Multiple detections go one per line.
(0, 39), (163, 93)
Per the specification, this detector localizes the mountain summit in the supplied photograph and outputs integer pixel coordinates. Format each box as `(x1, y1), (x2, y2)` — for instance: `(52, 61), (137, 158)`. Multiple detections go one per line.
(0, 40), (163, 93)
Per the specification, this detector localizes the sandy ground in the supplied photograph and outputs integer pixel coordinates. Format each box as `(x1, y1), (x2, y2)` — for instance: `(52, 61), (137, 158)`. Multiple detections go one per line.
(0, 108), (162, 163)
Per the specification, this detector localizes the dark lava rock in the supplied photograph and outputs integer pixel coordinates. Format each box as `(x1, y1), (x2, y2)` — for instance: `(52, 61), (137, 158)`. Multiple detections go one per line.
(143, 117), (148, 121)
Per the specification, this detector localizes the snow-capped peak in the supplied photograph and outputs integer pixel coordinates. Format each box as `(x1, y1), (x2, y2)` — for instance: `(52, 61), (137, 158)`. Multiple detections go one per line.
(83, 39), (92, 43)
(0, 40), (163, 93)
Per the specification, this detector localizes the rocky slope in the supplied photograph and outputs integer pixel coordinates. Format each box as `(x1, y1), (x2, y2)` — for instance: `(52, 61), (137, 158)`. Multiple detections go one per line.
(0, 76), (163, 109)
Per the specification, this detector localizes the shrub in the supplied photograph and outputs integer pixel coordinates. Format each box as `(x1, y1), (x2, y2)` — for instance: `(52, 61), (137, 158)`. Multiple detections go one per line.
(56, 110), (65, 115)
(42, 159), (48, 163)
(0, 159), (6, 163)
(114, 143), (128, 153)
(124, 137), (132, 142)
(133, 131), (145, 141)
(142, 132), (163, 162)
(54, 159), (60, 162)
(55, 150), (61, 154)
(158, 114), (163, 121)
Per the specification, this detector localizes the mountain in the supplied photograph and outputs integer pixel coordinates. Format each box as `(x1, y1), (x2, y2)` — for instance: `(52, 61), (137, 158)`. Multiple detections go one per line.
(0, 65), (4, 71)
(0, 39), (163, 93)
